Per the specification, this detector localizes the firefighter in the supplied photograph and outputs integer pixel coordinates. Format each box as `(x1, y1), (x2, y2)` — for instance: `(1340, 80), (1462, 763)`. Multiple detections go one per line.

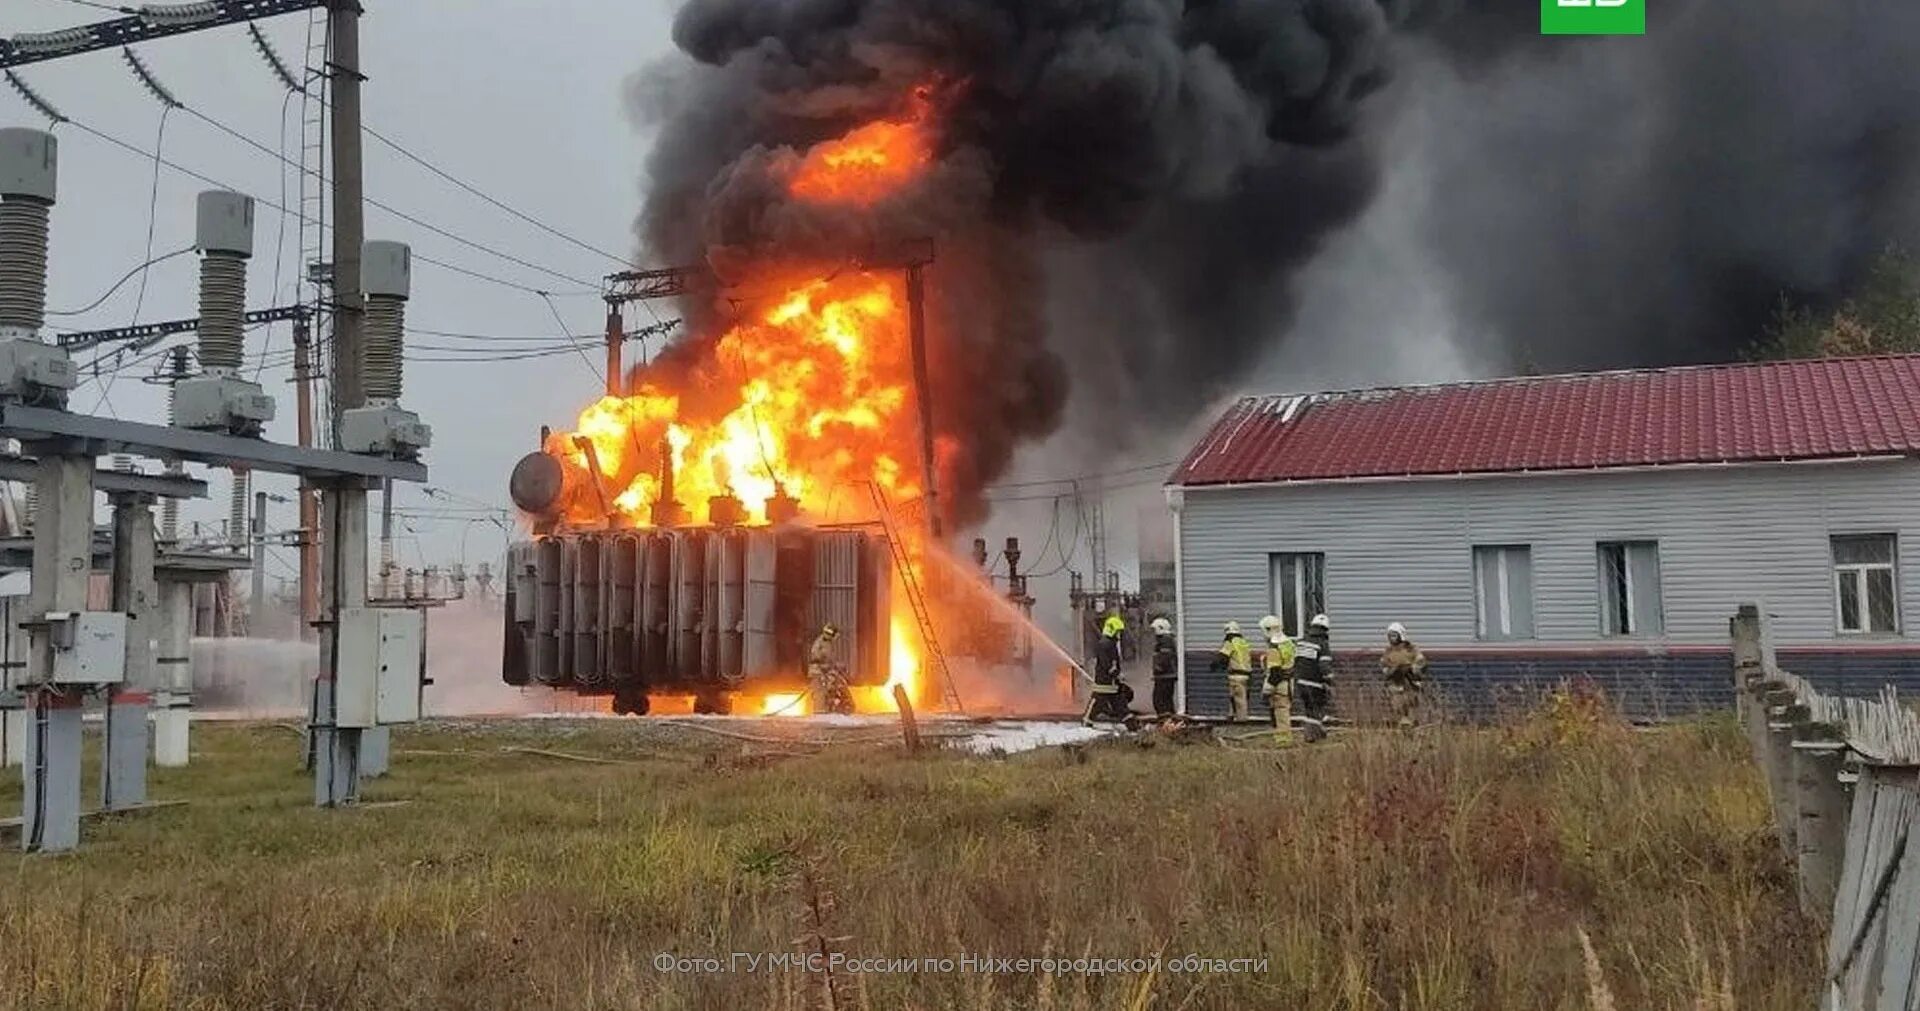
(1257, 615), (1295, 739)
(1083, 613), (1131, 725)
(1292, 614), (1334, 742)
(1149, 617), (1178, 717)
(808, 623), (854, 715)
(1381, 621), (1429, 729)
(1208, 620), (1254, 721)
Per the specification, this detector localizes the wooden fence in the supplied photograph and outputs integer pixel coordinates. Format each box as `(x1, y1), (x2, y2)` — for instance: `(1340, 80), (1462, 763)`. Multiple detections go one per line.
(1731, 604), (1920, 1010)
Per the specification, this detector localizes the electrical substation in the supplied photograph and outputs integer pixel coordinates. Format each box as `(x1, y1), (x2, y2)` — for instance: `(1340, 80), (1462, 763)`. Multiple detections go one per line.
(0, 1), (432, 852)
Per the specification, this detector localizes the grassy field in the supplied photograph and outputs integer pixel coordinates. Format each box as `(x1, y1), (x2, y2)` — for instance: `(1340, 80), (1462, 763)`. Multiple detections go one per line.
(0, 706), (1818, 1010)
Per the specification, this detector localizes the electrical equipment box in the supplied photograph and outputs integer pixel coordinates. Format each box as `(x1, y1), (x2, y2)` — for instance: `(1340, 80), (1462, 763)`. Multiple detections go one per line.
(0, 340), (78, 397)
(173, 375), (276, 433)
(340, 404), (432, 458)
(22, 611), (128, 686)
(334, 607), (424, 729)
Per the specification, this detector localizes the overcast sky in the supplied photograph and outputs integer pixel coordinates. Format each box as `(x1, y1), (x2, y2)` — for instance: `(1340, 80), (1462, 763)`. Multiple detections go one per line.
(1, 0), (1482, 617)
(4, 0), (682, 585)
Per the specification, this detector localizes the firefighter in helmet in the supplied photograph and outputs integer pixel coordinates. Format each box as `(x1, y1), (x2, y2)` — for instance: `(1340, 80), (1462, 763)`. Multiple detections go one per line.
(1084, 613), (1132, 725)
(1257, 614), (1296, 740)
(1209, 620), (1255, 721)
(808, 623), (854, 715)
(1381, 621), (1429, 729)
(1149, 617), (1179, 717)
(1292, 614), (1334, 742)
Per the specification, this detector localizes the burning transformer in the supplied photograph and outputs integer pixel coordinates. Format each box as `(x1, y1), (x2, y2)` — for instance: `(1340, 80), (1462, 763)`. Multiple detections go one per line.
(501, 449), (897, 715)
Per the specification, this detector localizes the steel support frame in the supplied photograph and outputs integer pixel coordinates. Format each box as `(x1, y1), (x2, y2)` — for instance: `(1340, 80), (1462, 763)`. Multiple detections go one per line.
(0, 457), (205, 499)
(0, 1), (328, 70)
(0, 404), (424, 482)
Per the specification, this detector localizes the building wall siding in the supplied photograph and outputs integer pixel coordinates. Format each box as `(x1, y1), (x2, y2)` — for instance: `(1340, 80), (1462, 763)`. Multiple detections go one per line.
(1175, 459), (1920, 664)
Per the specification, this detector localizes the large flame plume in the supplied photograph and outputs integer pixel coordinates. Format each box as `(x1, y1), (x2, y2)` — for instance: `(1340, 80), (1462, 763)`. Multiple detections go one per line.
(540, 102), (949, 714)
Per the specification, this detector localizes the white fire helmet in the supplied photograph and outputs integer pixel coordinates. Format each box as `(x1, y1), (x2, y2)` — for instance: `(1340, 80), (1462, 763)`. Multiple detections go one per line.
(1258, 615), (1284, 635)
(1150, 617), (1173, 635)
(1223, 620), (1242, 636)
(1387, 621), (1408, 641)
(1309, 613), (1330, 631)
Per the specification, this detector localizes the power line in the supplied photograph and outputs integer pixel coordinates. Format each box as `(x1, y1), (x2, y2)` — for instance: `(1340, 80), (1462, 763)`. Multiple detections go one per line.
(46, 247), (193, 316)
(363, 123), (630, 268)
(37, 108), (601, 300)
(538, 291), (605, 383)
(985, 460), (1177, 493)
(172, 102), (605, 290)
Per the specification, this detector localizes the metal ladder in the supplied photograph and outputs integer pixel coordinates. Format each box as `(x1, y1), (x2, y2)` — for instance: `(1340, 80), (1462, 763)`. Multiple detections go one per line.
(867, 483), (963, 714)
(296, 7), (331, 444)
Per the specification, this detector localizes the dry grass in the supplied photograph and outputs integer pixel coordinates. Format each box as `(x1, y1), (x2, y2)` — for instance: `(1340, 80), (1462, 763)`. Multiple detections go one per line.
(0, 707), (1817, 1010)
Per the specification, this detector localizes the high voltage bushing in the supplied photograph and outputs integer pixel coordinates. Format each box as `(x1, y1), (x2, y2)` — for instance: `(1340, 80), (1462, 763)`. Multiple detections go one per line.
(0, 128), (52, 337)
(338, 240), (431, 459)
(173, 190), (273, 435)
(363, 240), (409, 403)
(195, 191), (252, 374)
(0, 126), (77, 403)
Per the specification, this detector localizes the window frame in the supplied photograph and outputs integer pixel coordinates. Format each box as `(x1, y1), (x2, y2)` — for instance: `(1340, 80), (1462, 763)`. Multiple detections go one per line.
(1597, 540), (1665, 638)
(1268, 552), (1326, 639)
(1831, 533), (1901, 636)
(1472, 544), (1536, 641)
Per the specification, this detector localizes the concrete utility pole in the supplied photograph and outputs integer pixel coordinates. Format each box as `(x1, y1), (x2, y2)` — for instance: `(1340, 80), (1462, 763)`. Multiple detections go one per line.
(314, 0), (372, 806)
(604, 303), (624, 397)
(904, 263), (940, 538)
(293, 315), (318, 639)
(102, 491), (159, 811)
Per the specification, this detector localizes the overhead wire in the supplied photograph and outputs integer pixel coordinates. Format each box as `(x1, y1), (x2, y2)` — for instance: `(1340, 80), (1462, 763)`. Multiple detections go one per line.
(363, 123), (630, 268)
(8, 80), (602, 301)
(46, 247), (194, 317)
(174, 102), (605, 291)
(538, 291), (606, 383)
(93, 95), (176, 417)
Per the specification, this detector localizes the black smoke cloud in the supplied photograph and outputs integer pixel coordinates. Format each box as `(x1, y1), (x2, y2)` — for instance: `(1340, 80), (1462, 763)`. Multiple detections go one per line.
(631, 0), (1920, 519)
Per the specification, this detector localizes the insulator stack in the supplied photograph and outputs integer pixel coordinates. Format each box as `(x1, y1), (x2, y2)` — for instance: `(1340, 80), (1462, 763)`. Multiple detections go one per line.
(195, 191), (254, 375)
(23, 482), (37, 532)
(363, 241), (411, 404)
(0, 128), (56, 339)
(228, 471), (249, 548)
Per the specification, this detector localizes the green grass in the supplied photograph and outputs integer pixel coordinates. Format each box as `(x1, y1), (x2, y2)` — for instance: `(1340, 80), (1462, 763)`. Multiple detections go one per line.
(0, 713), (1817, 1010)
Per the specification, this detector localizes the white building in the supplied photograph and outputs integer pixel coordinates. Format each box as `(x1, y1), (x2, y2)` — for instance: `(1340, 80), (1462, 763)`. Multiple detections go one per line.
(1166, 356), (1920, 719)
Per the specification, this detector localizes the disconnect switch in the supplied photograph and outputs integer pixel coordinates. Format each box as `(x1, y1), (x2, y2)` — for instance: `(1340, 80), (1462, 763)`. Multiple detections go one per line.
(333, 607), (424, 728)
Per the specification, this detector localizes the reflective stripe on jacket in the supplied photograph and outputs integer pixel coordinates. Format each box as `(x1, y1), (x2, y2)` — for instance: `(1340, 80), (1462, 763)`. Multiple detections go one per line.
(1219, 635), (1252, 674)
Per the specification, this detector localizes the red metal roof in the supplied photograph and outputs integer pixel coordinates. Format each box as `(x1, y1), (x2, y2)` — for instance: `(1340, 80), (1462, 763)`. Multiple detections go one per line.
(1170, 356), (1920, 488)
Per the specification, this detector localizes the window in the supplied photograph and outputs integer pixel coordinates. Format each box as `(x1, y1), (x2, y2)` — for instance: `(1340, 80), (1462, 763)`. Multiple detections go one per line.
(1473, 545), (1535, 639)
(1832, 535), (1900, 635)
(1269, 553), (1326, 638)
(1597, 541), (1665, 636)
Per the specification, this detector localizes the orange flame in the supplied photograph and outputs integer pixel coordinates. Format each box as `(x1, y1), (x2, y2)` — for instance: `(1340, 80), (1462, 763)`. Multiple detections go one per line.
(541, 104), (954, 714)
(789, 96), (934, 205)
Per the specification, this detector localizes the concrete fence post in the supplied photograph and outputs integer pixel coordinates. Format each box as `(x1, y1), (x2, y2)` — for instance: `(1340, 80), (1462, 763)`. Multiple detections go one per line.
(1761, 692), (1806, 862)
(1789, 721), (1850, 918)
(1734, 605), (1798, 860)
